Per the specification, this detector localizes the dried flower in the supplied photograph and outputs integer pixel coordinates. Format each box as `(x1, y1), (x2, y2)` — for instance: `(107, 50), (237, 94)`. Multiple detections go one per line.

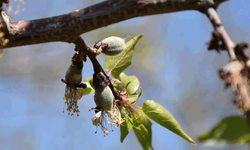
(91, 104), (124, 136)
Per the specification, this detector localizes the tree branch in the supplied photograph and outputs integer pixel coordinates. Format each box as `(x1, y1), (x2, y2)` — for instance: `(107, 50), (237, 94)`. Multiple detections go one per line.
(0, 0), (227, 49)
(205, 7), (250, 126)
(205, 7), (235, 61)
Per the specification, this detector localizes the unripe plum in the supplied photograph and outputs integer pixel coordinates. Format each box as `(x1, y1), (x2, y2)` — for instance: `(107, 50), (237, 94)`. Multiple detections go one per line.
(101, 36), (125, 56)
(94, 86), (114, 111)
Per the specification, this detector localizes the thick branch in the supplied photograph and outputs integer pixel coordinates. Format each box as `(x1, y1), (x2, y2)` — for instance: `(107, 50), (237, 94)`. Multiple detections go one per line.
(0, 0), (227, 49)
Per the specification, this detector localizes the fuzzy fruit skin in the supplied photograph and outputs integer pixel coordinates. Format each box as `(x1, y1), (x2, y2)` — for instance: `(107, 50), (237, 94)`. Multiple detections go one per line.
(101, 36), (125, 56)
(65, 64), (82, 85)
(94, 86), (113, 111)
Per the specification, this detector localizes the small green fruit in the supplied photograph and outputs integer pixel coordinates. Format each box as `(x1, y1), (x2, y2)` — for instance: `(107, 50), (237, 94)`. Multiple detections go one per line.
(101, 36), (125, 56)
(94, 86), (114, 111)
(65, 64), (82, 85)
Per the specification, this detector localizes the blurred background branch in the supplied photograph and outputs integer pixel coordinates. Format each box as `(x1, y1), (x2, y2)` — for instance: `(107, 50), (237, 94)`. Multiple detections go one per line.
(205, 6), (250, 120)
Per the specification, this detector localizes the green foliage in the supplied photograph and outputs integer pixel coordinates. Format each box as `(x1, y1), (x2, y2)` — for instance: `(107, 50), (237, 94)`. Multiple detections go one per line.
(120, 119), (133, 142)
(80, 34), (194, 149)
(104, 34), (143, 78)
(120, 107), (133, 143)
(142, 100), (196, 145)
(198, 116), (250, 146)
(79, 77), (95, 96)
(119, 72), (140, 95)
(127, 87), (142, 104)
(133, 109), (153, 150)
(117, 72), (142, 104)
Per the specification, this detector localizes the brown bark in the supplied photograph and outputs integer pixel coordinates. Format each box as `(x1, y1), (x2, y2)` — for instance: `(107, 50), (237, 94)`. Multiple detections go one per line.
(0, 0), (227, 49)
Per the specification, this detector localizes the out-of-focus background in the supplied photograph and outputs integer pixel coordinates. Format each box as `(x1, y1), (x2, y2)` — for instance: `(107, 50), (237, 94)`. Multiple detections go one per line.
(0, 0), (250, 150)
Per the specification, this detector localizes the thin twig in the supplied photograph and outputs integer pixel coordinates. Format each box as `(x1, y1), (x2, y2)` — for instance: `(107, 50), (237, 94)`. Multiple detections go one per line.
(205, 7), (235, 61)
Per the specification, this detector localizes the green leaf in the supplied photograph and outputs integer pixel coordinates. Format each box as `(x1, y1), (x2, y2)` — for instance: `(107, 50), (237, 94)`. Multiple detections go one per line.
(142, 100), (196, 145)
(120, 107), (133, 143)
(112, 78), (123, 92)
(127, 87), (142, 104)
(79, 76), (95, 96)
(104, 34), (143, 78)
(138, 87), (142, 98)
(119, 72), (140, 95)
(127, 94), (139, 103)
(133, 109), (153, 150)
(120, 118), (133, 143)
(198, 116), (250, 146)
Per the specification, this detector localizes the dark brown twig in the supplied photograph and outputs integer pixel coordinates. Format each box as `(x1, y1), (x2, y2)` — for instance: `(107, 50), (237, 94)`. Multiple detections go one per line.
(73, 37), (121, 101)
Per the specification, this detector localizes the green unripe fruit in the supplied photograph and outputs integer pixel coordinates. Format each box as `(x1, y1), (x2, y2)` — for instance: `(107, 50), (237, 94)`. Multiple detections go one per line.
(101, 36), (125, 56)
(94, 86), (114, 111)
(65, 64), (82, 85)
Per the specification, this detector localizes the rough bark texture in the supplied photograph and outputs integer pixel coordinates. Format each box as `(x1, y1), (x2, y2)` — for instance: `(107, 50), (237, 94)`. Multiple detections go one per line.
(0, 0), (227, 49)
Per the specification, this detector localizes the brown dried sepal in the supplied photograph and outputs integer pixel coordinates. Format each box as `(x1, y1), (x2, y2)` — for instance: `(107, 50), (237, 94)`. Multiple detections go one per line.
(234, 42), (250, 62)
(207, 31), (226, 53)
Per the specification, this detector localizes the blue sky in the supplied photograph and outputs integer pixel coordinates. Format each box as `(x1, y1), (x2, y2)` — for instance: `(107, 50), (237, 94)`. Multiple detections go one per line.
(0, 0), (250, 150)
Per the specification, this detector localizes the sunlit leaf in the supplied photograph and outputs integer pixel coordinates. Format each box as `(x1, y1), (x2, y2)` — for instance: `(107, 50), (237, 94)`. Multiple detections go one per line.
(133, 109), (153, 150)
(198, 116), (250, 146)
(127, 87), (142, 104)
(120, 118), (133, 143)
(138, 87), (142, 97)
(142, 100), (196, 145)
(112, 78), (123, 92)
(79, 76), (95, 96)
(127, 94), (139, 103)
(104, 34), (143, 78)
(120, 107), (133, 142)
(119, 72), (140, 95)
